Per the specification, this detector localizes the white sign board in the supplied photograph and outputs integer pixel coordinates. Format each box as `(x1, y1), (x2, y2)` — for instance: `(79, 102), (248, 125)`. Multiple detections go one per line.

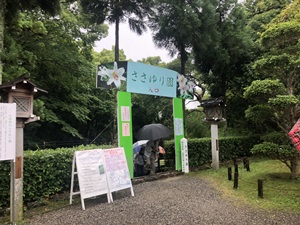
(102, 148), (133, 193)
(181, 138), (189, 173)
(75, 150), (109, 199)
(0, 103), (16, 161)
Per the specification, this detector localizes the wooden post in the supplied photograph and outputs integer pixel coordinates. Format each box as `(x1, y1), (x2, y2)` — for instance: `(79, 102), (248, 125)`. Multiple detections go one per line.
(258, 179), (263, 198)
(233, 171), (238, 189)
(246, 159), (250, 172)
(233, 164), (238, 189)
(228, 167), (232, 181)
(243, 157), (247, 168)
(234, 163), (238, 177)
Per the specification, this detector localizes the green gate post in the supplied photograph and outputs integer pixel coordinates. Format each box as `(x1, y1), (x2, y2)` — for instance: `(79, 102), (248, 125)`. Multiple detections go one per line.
(173, 98), (184, 171)
(117, 91), (134, 178)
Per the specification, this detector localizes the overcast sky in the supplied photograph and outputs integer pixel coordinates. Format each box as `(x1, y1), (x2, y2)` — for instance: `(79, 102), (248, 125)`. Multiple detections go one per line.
(94, 23), (175, 63)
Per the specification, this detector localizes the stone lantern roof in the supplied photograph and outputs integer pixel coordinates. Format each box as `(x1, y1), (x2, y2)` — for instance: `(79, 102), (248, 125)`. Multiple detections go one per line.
(0, 74), (47, 98)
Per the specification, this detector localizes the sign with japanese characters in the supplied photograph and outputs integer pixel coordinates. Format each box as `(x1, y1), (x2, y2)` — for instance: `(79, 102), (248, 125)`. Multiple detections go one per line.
(75, 150), (109, 199)
(96, 61), (194, 99)
(0, 103), (16, 161)
(127, 61), (177, 98)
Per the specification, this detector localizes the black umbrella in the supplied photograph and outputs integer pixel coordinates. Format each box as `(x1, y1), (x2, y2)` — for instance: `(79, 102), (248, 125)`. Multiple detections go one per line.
(136, 123), (172, 141)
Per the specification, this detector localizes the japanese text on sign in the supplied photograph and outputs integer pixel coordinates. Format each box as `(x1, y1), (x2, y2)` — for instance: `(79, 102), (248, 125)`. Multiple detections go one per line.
(127, 62), (177, 98)
(0, 103), (16, 161)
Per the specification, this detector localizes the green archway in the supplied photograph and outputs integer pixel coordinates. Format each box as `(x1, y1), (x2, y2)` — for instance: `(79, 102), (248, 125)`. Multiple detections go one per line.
(97, 61), (194, 178)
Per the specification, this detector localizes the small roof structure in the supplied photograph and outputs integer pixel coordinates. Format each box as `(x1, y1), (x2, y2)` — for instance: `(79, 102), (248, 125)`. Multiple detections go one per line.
(0, 74), (48, 98)
(201, 97), (225, 108)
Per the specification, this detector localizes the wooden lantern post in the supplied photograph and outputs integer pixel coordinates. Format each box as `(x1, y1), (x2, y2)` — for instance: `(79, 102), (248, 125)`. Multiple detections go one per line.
(0, 74), (47, 224)
(201, 98), (225, 169)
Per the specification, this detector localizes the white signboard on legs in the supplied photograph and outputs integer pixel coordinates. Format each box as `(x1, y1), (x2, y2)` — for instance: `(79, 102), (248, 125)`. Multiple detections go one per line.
(75, 150), (109, 199)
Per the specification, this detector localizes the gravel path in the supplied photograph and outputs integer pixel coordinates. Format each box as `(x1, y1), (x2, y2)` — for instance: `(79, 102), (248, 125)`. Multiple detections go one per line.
(24, 175), (300, 225)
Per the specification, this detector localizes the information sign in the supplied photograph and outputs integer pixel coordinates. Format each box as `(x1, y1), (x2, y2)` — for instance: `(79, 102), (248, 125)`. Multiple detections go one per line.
(102, 147), (133, 193)
(0, 103), (16, 161)
(75, 150), (109, 199)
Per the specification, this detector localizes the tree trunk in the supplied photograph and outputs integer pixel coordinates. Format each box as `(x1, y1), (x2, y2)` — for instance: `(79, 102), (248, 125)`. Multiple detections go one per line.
(290, 153), (300, 179)
(0, 0), (6, 85)
(115, 16), (120, 62)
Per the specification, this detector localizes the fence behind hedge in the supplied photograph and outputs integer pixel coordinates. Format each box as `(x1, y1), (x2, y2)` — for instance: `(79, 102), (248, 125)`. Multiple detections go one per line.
(0, 135), (260, 210)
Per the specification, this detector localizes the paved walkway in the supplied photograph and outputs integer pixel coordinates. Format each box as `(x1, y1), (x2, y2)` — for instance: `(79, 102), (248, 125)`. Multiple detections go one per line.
(24, 173), (300, 225)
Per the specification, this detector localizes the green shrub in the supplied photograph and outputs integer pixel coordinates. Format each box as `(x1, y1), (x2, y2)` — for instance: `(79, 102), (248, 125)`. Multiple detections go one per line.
(0, 144), (113, 211)
(164, 135), (260, 169)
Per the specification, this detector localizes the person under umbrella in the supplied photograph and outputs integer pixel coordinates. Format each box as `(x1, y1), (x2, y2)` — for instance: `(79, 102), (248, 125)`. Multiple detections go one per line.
(134, 146), (146, 177)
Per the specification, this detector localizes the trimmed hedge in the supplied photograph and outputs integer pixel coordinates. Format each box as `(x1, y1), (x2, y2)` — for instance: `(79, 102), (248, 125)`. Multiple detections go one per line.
(0, 144), (113, 211)
(0, 136), (260, 210)
(163, 135), (260, 170)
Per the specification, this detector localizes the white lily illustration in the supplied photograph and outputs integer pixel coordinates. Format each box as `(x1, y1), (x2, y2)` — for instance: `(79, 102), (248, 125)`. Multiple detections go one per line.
(177, 74), (187, 87)
(97, 66), (108, 81)
(178, 82), (189, 96)
(106, 62), (126, 88)
(187, 81), (196, 93)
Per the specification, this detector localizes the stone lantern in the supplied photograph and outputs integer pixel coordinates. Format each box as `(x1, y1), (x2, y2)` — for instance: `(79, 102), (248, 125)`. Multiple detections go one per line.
(201, 97), (225, 122)
(200, 98), (225, 169)
(0, 74), (47, 223)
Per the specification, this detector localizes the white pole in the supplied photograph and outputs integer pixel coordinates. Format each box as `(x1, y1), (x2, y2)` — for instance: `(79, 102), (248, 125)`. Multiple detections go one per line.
(211, 123), (219, 169)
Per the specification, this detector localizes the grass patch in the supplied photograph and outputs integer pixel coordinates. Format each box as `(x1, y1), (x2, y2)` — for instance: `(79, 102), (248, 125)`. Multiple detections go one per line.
(194, 157), (300, 213)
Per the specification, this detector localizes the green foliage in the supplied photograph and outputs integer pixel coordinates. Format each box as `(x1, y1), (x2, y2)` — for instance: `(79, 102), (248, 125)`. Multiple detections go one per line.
(260, 131), (290, 145)
(184, 110), (210, 138)
(132, 94), (174, 135)
(244, 104), (276, 131)
(250, 131), (300, 177)
(149, 0), (203, 74)
(268, 95), (299, 107)
(92, 46), (126, 66)
(164, 135), (260, 170)
(243, 79), (285, 101)
(251, 142), (296, 159)
(137, 56), (165, 67)
(244, 1), (300, 136)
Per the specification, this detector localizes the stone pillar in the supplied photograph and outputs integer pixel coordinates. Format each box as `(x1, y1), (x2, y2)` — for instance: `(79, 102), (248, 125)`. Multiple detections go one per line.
(11, 119), (24, 223)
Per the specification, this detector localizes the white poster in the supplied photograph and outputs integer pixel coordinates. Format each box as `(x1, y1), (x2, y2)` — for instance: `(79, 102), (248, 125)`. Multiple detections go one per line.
(174, 118), (183, 136)
(0, 103), (16, 161)
(75, 150), (109, 199)
(121, 106), (130, 121)
(102, 148), (132, 192)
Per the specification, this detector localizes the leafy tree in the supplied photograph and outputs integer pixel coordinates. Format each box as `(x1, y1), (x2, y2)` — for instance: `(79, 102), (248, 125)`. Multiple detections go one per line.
(80, 0), (153, 61)
(3, 4), (111, 147)
(193, 0), (253, 98)
(244, 0), (300, 178)
(137, 56), (165, 67)
(185, 109), (210, 138)
(243, 0), (292, 41)
(190, 0), (255, 133)
(0, 0), (61, 84)
(92, 46), (126, 65)
(149, 0), (202, 75)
